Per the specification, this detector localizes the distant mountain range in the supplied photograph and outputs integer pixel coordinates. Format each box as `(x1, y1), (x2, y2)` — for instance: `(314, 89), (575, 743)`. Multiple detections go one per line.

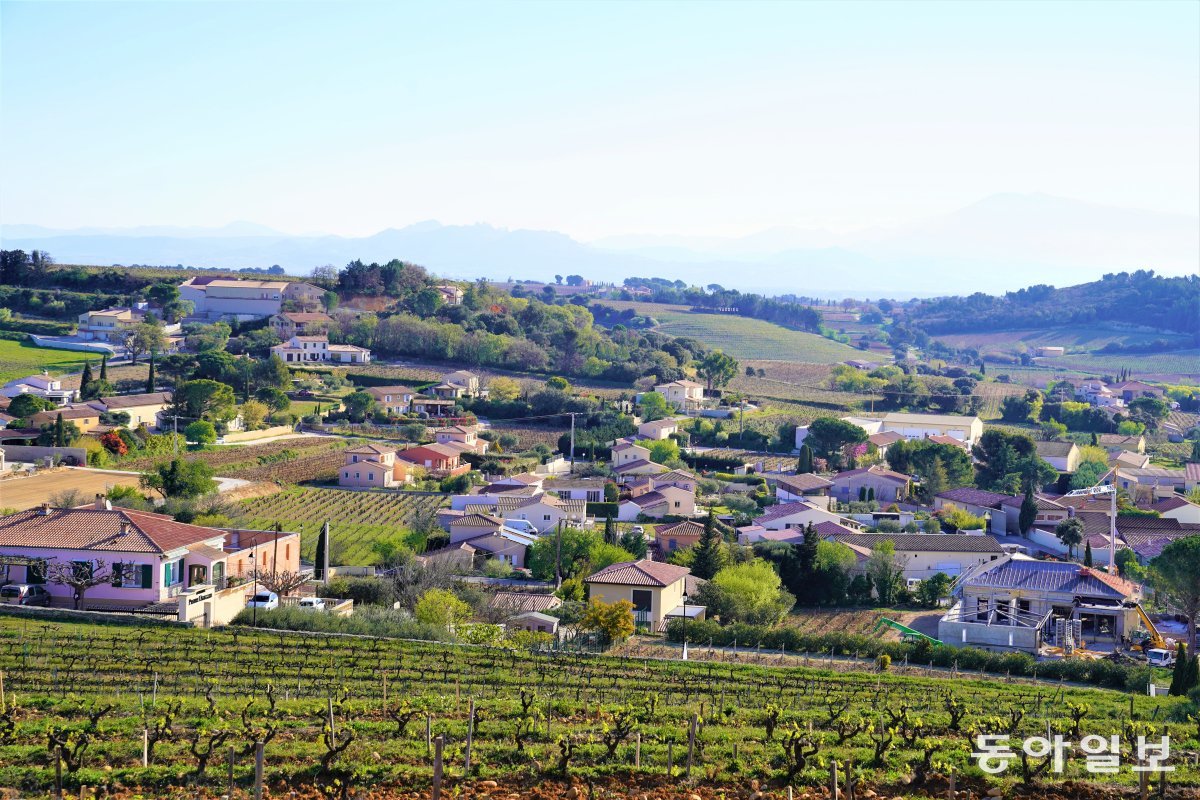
(4, 194), (1196, 297)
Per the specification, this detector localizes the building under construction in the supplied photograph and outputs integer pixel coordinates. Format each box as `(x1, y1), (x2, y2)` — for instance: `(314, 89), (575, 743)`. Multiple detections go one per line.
(938, 555), (1142, 654)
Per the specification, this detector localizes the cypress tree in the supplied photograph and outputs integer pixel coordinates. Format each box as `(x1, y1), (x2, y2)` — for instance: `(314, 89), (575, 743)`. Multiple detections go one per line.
(858, 486), (867, 502)
(79, 361), (93, 397)
(314, 523), (328, 581)
(1018, 486), (1038, 536)
(867, 486), (875, 502)
(54, 413), (65, 447)
(99, 355), (108, 381)
(1187, 654), (1200, 694)
(1169, 643), (1189, 695)
(146, 352), (156, 394)
(1191, 439), (1200, 463)
(604, 515), (616, 546)
(1090, 431), (1099, 447)
(691, 510), (726, 580)
(796, 443), (814, 474)
(1084, 541), (1093, 567)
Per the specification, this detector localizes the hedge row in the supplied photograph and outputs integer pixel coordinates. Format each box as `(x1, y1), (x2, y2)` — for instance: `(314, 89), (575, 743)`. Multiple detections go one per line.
(663, 619), (1152, 691)
(0, 318), (75, 335)
(347, 372), (435, 389)
(586, 501), (620, 519)
(683, 452), (746, 471)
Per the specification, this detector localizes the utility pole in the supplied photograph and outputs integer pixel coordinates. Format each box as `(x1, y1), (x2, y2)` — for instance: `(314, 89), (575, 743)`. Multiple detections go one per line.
(554, 520), (563, 589)
(568, 412), (576, 474)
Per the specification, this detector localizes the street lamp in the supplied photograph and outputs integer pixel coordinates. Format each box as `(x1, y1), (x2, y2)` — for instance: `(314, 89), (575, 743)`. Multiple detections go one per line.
(681, 592), (690, 661)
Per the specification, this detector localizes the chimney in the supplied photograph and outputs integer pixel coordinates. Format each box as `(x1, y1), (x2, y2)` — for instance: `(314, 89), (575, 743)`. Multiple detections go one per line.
(94, 493), (112, 511)
(118, 520), (133, 536)
(38, 503), (51, 516)
(1067, 506), (1075, 518)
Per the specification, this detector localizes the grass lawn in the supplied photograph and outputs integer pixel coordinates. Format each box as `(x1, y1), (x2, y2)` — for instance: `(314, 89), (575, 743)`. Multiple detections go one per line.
(600, 301), (868, 364)
(0, 338), (91, 385)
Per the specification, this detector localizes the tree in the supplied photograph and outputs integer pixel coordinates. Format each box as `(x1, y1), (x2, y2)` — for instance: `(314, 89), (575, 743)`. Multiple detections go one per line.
(1054, 517), (1085, 559)
(697, 350), (739, 391)
(697, 559), (794, 624)
(1040, 419), (1068, 441)
(1191, 440), (1200, 463)
(1084, 540), (1094, 567)
(619, 529), (647, 559)
(414, 588), (473, 629)
(1169, 643), (1191, 696)
(255, 387), (290, 413)
(488, 377), (520, 402)
(581, 598), (635, 643)
(79, 361), (94, 398)
(1000, 390), (1043, 423)
(37, 418), (79, 448)
(54, 413), (66, 447)
(866, 539), (904, 606)
(99, 355), (108, 381)
(121, 322), (168, 365)
(140, 458), (218, 499)
(184, 420), (217, 444)
(254, 354), (292, 390)
(1115, 548), (1147, 582)
(240, 400), (269, 430)
(146, 352), (156, 394)
(805, 418), (868, 469)
(916, 573), (951, 608)
(48, 559), (138, 610)
(1018, 487), (1038, 536)
(638, 392), (671, 422)
(342, 391), (376, 423)
(921, 458), (948, 502)
(1150, 537), (1200, 653)
(7, 393), (54, 419)
(174, 380), (237, 422)
(646, 439), (680, 465)
(314, 524), (329, 580)
(972, 429), (1057, 493)
(527, 528), (602, 581)
(796, 444), (814, 474)
(185, 322), (232, 353)
(690, 511), (726, 580)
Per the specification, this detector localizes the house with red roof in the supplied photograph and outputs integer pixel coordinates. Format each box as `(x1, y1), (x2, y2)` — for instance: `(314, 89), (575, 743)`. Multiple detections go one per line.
(395, 443), (469, 477)
(585, 559), (705, 629)
(829, 466), (912, 504)
(0, 498), (299, 615)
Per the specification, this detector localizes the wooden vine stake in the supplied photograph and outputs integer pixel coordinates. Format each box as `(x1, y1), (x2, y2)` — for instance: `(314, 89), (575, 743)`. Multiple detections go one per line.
(142, 728), (149, 767)
(464, 697), (475, 776)
(54, 745), (63, 800)
(829, 759), (839, 799)
(635, 733), (641, 768)
(432, 735), (445, 800)
(253, 740), (264, 800)
(685, 713), (698, 779)
(227, 746), (236, 800)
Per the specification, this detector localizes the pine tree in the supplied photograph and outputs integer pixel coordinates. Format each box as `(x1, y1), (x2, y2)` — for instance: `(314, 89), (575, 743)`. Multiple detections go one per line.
(54, 413), (65, 447)
(1084, 541), (1093, 567)
(1018, 486), (1038, 536)
(146, 352), (156, 394)
(79, 361), (93, 397)
(690, 510), (726, 580)
(796, 444), (814, 474)
(799, 522), (819, 577)
(99, 355), (108, 381)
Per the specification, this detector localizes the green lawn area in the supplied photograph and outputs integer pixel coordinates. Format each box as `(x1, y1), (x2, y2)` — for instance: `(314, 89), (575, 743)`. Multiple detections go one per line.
(0, 338), (91, 385)
(602, 301), (867, 363)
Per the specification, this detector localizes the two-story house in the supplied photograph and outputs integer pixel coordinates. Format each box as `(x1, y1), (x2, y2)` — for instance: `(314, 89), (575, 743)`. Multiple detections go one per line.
(339, 443), (414, 488)
(1, 373), (76, 405)
(585, 559), (704, 629)
(637, 417), (682, 440)
(395, 443), (469, 477)
(435, 425), (488, 454)
(268, 311), (334, 339)
(270, 335), (371, 364)
(653, 380), (705, 411)
(180, 278), (327, 321)
(434, 370), (483, 399)
(365, 385), (416, 416)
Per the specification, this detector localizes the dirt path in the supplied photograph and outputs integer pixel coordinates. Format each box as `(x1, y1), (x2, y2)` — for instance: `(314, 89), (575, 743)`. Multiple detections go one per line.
(0, 467), (142, 511)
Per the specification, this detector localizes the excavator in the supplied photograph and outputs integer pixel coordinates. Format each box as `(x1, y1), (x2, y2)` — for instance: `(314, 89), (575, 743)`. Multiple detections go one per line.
(1132, 604), (1170, 653)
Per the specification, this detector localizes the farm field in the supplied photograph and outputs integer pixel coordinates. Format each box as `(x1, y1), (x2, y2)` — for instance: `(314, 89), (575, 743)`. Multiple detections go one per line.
(115, 436), (351, 482)
(934, 325), (1194, 355)
(778, 608), (942, 639)
(1043, 350), (1200, 381)
(730, 361), (863, 413)
(56, 362), (148, 391)
(239, 485), (447, 564)
(0, 468), (142, 511)
(0, 338), (92, 384)
(0, 614), (1194, 798)
(599, 301), (868, 364)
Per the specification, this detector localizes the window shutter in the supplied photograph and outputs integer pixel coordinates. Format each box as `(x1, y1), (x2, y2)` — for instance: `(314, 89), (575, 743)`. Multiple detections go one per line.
(163, 562), (172, 586)
(141, 564), (153, 589)
(112, 561), (124, 587)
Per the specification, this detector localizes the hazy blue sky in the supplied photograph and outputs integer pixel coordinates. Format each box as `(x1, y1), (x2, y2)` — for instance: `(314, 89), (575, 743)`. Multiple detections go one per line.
(2, 0), (1197, 240)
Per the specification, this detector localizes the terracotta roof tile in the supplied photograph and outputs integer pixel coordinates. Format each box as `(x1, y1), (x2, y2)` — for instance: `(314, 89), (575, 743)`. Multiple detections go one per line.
(585, 559), (690, 588)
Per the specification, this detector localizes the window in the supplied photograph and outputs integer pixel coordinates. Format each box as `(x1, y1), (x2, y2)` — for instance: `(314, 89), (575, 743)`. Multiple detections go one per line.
(631, 590), (653, 613)
(72, 560), (93, 580)
(544, 514), (551, 521)
(112, 561), (125, 587)
(27, 561), (47, 585)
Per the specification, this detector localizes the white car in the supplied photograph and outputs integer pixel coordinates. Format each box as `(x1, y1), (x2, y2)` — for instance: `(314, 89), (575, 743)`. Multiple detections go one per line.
(246, 591), (279, 610)
(503, 519), (539, 536)
(298, 597), (326, 611)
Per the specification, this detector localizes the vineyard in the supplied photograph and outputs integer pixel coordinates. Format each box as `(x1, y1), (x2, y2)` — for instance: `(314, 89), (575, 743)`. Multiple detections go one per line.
(0, 614), (1195, 799)
(1041, 351), (1200, 382)
(116, 437), (352, 483)
(599, 302), (868, 364)
(239, 486), (447, 564)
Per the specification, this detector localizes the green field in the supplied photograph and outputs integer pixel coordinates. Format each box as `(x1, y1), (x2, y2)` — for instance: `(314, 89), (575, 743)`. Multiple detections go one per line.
(601, 301), (868, 363)
(240, 485), (447, 565)
(1043, 349), (1200, 380)
(934, 324), (1194, 356)
(1, 614), (1194, 797)
(0, 338), (91, 384)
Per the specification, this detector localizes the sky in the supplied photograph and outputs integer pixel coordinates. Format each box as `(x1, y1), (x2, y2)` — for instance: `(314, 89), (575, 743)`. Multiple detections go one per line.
(1, 0), (1198, 241)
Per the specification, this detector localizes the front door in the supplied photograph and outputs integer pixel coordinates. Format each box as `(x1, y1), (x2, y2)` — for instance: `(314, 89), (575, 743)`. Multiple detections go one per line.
(211, 561), (225, 588)
(188, 564), (207, 587)
(631, 589), (653, 625)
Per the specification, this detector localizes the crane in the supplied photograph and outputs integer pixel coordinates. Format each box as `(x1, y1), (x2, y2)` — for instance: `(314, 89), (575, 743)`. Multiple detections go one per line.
(1133, 604), (1170, 652)
(1063, 481), (1118, 571)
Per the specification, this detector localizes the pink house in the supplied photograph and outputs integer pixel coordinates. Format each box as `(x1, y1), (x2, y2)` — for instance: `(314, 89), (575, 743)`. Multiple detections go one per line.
(396, 443), (469, 477)
(0, 500), (300, 611)
(339, 443), (414, 488)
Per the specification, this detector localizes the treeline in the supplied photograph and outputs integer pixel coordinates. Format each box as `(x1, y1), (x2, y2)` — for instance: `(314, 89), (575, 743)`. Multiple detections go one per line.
(616, 277), (824, 332)
(905, 271), (1200, 341)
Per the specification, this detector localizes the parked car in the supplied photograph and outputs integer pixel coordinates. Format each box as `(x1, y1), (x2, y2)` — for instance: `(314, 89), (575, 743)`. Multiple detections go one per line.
(631, 525), (645, 535)
(0, 584), (52, 606)
(297, 597), (326, 611)
(246, 591), (279, 610)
